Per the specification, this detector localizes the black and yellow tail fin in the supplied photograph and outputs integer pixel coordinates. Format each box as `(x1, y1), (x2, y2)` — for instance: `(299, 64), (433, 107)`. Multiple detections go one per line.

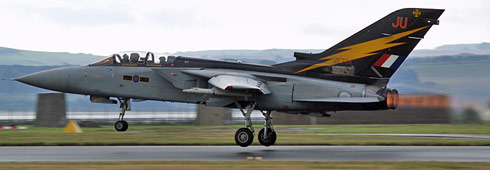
(276, 8), (444, 78)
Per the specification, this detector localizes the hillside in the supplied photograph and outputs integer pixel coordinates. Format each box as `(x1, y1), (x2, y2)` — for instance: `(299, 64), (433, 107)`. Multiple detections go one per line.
(392, 54), (490, 108)
(410, 42), (490, 57)
(2, 42), (490, 66)
(0, 47), (101, 66)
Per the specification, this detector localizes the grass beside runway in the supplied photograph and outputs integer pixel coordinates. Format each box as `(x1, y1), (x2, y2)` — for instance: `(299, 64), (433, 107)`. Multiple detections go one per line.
(300, 123), (490, 134)
(0, 161), (489, 170)
(0, 124), (489, 146)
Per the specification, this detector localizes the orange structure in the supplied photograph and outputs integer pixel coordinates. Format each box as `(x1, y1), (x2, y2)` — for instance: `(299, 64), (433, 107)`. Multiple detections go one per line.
(398, 94), (450, 108)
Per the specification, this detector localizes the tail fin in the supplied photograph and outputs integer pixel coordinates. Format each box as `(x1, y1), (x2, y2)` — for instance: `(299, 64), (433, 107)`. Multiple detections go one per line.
(278, 8), (444, 78)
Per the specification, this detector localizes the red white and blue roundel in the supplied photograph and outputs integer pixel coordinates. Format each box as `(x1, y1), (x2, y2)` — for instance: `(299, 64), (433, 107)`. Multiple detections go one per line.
(373, 54), (406, 69)
(133, 75), (140, 83)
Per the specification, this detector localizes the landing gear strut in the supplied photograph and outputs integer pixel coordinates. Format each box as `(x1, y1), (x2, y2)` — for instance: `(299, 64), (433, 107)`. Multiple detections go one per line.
(233, 102), (277, 147)
(115, 98), (130, 132)
(234, 102), (256, 147)
(258, 110), (276, 146)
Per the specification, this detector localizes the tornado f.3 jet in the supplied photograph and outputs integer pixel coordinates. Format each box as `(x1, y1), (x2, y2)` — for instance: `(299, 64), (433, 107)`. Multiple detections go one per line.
(16, 8), (443, 147)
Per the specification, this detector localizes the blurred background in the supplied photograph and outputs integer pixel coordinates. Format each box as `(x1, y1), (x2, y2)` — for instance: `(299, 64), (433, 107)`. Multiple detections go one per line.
(0, 0), (489, 126)
(1, 43), (489, 126)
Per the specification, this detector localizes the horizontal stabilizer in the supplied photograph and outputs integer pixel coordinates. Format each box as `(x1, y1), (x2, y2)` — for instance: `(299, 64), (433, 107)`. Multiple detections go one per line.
(294, 97), (381, 103)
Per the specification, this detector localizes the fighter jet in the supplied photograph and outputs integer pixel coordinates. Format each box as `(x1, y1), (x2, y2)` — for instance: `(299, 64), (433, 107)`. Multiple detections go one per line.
(16, 8), (443, 147)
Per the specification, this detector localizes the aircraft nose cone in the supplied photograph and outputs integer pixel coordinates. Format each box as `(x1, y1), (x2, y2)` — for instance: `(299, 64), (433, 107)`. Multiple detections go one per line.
(16, 67), (67, 92)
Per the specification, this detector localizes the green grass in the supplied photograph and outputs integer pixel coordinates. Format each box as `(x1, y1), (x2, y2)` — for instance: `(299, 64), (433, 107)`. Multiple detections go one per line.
(0, 124), (489, 146)
(301, 124), (490, 134)
(0, 161), (489, 170)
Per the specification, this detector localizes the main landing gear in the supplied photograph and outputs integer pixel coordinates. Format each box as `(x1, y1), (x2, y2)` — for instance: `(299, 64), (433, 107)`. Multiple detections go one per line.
(234, 102), (276, 147)
(115, 98), (130, 132)
(258, 110), (276, 146)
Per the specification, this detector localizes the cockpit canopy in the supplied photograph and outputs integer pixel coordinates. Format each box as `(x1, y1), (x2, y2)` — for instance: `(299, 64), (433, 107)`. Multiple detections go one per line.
(90, 51), (176, 66)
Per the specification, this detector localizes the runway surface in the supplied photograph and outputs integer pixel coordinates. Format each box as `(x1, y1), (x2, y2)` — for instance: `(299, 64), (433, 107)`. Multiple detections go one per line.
(1, 146), (490, 162)
(319, 133), (490, 140)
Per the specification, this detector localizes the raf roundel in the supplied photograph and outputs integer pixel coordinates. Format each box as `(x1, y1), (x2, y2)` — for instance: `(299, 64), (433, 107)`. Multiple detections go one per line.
(133, 75), (140, 83)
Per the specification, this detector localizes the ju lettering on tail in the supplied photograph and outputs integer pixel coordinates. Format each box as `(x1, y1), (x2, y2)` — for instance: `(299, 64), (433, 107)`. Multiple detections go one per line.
(392, 16), (407, 29)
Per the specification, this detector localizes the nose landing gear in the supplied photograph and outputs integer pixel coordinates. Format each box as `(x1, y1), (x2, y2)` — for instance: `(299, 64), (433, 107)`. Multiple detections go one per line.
(115, 120), (128, 132)
(115, 98), (130, 132)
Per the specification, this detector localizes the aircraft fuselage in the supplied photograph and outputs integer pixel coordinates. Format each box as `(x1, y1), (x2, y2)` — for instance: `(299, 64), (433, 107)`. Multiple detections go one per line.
(17, 56), (389, 114)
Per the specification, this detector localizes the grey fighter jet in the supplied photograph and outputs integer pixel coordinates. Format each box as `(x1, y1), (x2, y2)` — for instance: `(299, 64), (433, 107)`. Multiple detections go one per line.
(16, 8), (444, 147)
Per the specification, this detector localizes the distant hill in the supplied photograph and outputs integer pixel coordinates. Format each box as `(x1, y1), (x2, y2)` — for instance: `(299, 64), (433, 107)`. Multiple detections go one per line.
(1, 44), (490, 110)
(0, 47), (102, 66)
(2, 43), (490, 66)
(391, 54), (490, 109)
(435, 42), (490, 51)
(410, 42), (490, 57)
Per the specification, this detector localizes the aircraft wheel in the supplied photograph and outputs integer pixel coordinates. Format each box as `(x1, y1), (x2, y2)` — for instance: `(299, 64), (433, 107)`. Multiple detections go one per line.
(258, 128), (276, 146)
(115, 120), (128, 132)
(235, 128), (254, 147)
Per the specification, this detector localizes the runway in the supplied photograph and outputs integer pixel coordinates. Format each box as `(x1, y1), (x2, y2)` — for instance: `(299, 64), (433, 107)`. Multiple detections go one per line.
(318, 133), (490, 140)
(1, 146), (490, 162)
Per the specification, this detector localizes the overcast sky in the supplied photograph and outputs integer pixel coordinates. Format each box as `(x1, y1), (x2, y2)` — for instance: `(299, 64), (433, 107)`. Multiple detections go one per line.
(0, 0), (488, 55)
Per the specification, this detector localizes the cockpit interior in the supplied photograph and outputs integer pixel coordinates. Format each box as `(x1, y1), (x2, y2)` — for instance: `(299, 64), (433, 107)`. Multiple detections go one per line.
(90, 51), (176, 66)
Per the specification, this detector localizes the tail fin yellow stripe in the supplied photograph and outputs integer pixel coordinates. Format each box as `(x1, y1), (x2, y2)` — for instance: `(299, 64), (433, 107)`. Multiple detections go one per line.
(295, 26), (429, 74)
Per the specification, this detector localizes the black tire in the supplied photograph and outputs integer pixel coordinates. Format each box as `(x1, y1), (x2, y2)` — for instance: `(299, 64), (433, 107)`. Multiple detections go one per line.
(115, 120), (128, 132)
(235, 128), (254, 147)
(258, 128), (276, 146)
